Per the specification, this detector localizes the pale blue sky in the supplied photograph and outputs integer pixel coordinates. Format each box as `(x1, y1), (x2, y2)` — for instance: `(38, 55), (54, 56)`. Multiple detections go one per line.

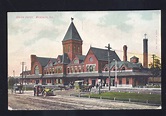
(8, 11), (161, 76)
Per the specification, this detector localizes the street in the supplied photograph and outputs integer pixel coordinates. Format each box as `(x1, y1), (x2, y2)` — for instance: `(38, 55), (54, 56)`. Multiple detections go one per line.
(8, 88), (161, 110)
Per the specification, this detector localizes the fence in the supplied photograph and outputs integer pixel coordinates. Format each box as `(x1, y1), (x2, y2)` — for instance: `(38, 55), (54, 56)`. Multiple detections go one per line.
(70, 93), (161, 105)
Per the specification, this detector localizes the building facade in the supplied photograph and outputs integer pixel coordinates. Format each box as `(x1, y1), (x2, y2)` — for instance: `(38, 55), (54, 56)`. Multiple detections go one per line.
(19, 18), (152, 87)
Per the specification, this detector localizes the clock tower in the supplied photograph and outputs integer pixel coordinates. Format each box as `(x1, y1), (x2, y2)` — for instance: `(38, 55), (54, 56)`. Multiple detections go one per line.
(62, 18), (83, 61)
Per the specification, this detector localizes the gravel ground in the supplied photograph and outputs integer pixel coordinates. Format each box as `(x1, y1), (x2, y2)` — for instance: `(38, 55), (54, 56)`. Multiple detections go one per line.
(8, 89), (160, 110)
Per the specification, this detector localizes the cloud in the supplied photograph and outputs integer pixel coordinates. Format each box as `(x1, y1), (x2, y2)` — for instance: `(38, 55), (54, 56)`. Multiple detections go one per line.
(8, 11), (161, 76)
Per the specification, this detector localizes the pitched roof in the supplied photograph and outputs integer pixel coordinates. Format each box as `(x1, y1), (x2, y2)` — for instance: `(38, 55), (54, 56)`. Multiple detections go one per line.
(62, 53), (70, 64)
(37, 57), (56, 67)
(50, 58), (57, 63)
(90, 47), (121, 62)
(62, 21), (82, 42)
(76, 55), (86, 61)
(130, 56), (139, 59)
(109, 61), (142, 69)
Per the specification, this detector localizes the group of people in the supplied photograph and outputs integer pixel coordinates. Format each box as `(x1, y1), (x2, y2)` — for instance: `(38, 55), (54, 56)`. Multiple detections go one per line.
(34, 85), (44, 96)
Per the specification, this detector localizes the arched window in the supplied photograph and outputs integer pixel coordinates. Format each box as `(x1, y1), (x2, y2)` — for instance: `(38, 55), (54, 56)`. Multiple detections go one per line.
(35, 65), (39, 75)
(105, 68), (108, 71)
(89, 65), (93, 72)
(67, 68), (70, 73)
(86, 66), (89, 72)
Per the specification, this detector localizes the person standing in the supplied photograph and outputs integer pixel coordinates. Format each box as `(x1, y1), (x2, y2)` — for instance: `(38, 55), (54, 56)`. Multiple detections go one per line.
(34, 86), (36, 96)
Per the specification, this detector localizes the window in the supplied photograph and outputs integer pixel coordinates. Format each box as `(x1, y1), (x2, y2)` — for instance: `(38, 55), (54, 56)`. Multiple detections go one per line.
(67, 68), (70, 73)
(89, 65), (93, 72)
(47, 79), (51, 83)
(122, 67), (125, 71)
(89, 57), (93, 62)
(70, 68), (72, 73)
(78, 47), (80, 53)
(49, 62), (53, 66)
(126, 78), (129, 84)
(74, 46), (76, 53)
(58, 79), (60, 83)
(74, 59), (79, 64)
(60, 79), (62, 83)
(93, 65), (96, 71)
(105, 68), (108, 71)
(50, 68), (52, 74)
(79, 67), (81, 72)
(56, 79), (58, 83)
(68, 45), (70, 52)
(86, 66), (89, 72)
(119, 78), (122, 85)
(35, 65), (39, 75)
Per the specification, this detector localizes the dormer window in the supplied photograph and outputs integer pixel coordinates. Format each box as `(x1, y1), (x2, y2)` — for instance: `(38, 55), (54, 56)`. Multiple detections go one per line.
(74, 59), (79, 64)
(122, 67), (125, 70)
(49, 62), (53, 66)
(105, 68), (108, 71)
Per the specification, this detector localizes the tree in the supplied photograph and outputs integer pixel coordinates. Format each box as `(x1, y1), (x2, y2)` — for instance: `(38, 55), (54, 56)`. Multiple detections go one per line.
(149, 56), (161, 77)
(8, 77), (19, 88)
(149, 55), (161, 86)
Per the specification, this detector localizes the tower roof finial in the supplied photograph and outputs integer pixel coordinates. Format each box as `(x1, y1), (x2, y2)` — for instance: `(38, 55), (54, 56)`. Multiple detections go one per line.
(71, 17), (74, 22)
(144, 33), (147, 39)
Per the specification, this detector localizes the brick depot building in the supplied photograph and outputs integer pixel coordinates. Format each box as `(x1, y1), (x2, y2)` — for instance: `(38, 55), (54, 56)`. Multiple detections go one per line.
(20, 18), (152, 87)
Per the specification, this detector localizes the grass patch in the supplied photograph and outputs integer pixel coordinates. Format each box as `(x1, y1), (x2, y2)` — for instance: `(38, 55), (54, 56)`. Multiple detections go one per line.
(82, 92), (161, 104)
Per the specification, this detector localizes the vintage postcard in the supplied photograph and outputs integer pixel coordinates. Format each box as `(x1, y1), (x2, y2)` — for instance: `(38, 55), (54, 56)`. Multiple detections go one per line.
(8, 11), (161, 110)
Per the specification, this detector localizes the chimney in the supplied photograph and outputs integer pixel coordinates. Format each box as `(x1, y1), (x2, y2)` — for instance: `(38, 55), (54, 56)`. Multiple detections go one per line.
(143, 34), (148, 68)
(31, 55), (36, 74)
(123, 45), (127, 61)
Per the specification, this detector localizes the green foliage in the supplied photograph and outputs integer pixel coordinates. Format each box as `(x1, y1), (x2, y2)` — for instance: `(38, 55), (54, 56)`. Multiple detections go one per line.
(8, 78), (15, 88)
(83, 92), (161, 104)
(149, 57), (161, 77)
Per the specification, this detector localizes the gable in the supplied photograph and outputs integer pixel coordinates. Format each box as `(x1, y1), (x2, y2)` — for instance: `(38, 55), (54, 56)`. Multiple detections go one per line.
(84, 48), (98, 63)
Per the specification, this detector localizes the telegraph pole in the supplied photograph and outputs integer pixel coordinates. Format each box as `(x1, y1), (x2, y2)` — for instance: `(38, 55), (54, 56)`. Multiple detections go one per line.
(105, 44), (112, 91)
(152, 54), (155, 68)
(21, 62), (25, 85)
(113, 59), (118, 87)
(152, 54), (155, 85)
(25, 66), (27, 91)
